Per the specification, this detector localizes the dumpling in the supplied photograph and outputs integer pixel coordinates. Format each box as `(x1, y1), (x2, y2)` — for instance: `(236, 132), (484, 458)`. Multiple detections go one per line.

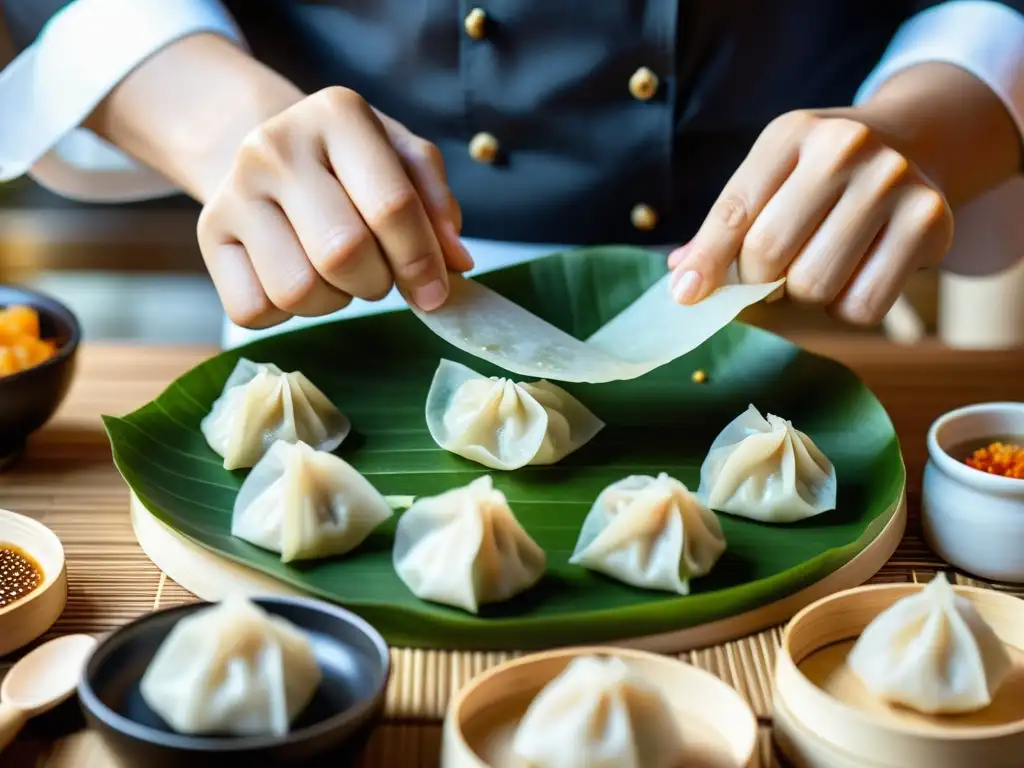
(140, 597), (321, 737)
(848, 573), (1013, 714)
(512, 655), (686, 768)
(697, 404), (837, 523)
(232, 440), (393, 563)
(425, 358), (604, 470)
(569, 473), (725, 595)
(392, 475), (546, 613)
(201, 358), (350, 470)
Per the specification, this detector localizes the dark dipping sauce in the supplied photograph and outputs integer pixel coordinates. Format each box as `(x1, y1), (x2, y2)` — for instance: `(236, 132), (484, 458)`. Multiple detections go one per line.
(0, 544), (43, 609)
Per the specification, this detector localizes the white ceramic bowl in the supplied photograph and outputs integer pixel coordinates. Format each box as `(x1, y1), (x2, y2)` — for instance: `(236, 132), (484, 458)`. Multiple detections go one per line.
(922, 402), (1024, 582)
(0, 508), (67, 656)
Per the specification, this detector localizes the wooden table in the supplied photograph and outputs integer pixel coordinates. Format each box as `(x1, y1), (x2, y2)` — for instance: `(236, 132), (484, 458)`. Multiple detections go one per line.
(1, 338), (1022, 768)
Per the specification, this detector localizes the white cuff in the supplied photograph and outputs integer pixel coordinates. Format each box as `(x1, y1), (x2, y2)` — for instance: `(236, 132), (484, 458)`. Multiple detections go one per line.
(855, 1), (1024, 143)
(0, 0), (246, 202)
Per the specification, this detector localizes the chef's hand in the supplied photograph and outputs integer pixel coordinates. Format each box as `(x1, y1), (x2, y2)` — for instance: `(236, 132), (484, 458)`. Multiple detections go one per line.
(196, 88), (473, 328)
(667, 109), (954, 325)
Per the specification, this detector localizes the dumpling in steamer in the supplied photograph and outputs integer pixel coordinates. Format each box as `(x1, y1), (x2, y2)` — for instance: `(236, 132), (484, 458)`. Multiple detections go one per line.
(201, 358), (350, 470)
(232, 440), (393, 563)
(697, 404), (837, 523)
(848, 573), (1013, 715)
(570, 473), (726, 595)
(392, 475), (546, 613)
(425, 359), (604, 470)
(140, 597), (321, 737)
(512, 655), (687, 768)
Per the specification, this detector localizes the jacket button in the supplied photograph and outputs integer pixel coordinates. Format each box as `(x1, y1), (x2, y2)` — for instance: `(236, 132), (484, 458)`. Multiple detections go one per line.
(629, 67), (659, 101)
(469, 132), (500, 164)
(464, 8), (488, 40)
(631, 203), (658, 231)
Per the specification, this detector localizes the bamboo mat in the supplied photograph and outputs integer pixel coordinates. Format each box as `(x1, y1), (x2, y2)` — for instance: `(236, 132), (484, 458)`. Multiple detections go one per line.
(2, 342), (1023, 768)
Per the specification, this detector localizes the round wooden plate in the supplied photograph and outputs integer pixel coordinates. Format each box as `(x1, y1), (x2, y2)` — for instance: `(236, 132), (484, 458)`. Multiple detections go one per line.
(129, 487), (906, 653)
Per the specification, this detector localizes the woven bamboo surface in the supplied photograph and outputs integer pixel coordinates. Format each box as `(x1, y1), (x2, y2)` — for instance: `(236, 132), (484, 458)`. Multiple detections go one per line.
(1, 338), (1022, 767)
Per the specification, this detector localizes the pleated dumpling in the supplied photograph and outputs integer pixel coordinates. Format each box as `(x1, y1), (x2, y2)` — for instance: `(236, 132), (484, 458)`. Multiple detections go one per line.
(697, 404), (837, 523)
(392, 475), (546, 613)
(232, 440), (393, 563)
(425, 359), (604, 470)
(848, 573), (1013, 714)
(570, 473), (726, 595)
(201, 358), (350, 470)
(140, 597), (322, 737)
(512, 655), (686, 768)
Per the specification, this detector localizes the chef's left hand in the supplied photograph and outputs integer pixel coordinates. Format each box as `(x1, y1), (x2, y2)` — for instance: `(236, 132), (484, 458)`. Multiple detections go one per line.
(667, 109), (954, 325)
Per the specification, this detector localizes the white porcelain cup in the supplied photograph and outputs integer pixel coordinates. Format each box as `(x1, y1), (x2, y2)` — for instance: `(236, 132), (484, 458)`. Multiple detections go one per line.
(922, 403), (1024, 582)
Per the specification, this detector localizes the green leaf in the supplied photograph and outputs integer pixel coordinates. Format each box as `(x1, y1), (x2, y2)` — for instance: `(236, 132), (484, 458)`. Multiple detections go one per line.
(103, 247), (904, 650)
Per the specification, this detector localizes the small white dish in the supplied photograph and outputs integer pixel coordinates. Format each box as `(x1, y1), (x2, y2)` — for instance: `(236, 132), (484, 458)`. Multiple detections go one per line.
(922, 402), (1024, 582)
(0, 509), (67, 657)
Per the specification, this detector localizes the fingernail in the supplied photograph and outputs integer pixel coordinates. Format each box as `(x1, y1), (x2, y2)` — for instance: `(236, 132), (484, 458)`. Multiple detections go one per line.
(667, 242), (692, 269)
(671, 269), (702, 304)
(413, 278), (449, 311)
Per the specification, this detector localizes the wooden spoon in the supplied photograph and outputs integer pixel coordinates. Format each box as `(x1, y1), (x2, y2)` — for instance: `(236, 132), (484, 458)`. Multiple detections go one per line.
(0, 634), (96, 752)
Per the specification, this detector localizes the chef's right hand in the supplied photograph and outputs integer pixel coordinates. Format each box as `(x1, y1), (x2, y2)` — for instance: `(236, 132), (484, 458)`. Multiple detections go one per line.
(197, 87), (473, 329)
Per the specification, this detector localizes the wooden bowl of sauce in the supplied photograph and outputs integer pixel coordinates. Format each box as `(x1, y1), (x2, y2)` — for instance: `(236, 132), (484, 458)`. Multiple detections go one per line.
(0, 508), (67, 657)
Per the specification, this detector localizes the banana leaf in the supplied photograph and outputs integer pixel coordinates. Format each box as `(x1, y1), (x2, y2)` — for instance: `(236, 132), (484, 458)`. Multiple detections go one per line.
(103, 247), (905, 650)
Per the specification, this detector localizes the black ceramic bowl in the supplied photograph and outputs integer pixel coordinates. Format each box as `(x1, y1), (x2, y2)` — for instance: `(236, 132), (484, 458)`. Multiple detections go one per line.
(78, 597), (391, 768)
(0, 285), (80, 459)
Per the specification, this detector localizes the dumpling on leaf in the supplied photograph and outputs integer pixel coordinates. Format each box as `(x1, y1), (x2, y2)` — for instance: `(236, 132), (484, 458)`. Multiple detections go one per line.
(848, 573), (1013, 714)
(425, 359), (604, 470)
(570, 473), (726, 595)
(232, 440), (393, 563)
(201, 358), (350, 470)
(697, 404), (837, 523)
(392, 475), (546, 613)
(512, 655), (687, 768)
(140, 597), (322, 737)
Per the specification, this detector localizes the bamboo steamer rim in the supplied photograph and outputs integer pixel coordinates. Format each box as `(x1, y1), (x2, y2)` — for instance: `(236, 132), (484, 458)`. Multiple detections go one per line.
(779, 580), (1024, 742)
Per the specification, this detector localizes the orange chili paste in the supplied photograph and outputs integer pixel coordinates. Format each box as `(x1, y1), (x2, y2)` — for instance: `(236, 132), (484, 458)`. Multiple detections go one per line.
(964, 442), (1024, 479)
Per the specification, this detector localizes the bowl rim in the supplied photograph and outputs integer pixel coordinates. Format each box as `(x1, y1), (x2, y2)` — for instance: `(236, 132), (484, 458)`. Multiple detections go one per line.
(77, 595), (391, 752)
(927, 402), (1024, 493)
(0, 507), (67, 619)
(0, 283), (81, 385)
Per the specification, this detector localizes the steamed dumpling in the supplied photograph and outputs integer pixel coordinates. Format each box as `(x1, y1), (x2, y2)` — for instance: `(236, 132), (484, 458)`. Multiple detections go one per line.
(570, 473), (725, 595)
(140, 597), (321, 736)
(848, 573), (1013, 714)
(201, 358), (350, 470)
(392, 475), (546, 613)
(512, 655), (686, 768)
(697, 404), (837, 523)
(232, 440), (393, 563)
(425, 358), (604, 470)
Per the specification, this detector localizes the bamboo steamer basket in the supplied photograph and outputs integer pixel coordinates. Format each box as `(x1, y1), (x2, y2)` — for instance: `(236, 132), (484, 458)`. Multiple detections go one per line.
(774, 581), (1024, 768)
(441, 646), (757, 768)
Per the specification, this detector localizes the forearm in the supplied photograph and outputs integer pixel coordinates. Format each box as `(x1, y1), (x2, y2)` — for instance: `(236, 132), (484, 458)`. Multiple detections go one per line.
(849, 62), (1021, 207)
(83, 33), (304, 202)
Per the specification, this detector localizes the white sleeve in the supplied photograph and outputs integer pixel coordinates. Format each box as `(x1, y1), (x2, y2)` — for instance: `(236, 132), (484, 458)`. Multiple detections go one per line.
(855, 1), (1024, 143)
(0, 0), (247, 203)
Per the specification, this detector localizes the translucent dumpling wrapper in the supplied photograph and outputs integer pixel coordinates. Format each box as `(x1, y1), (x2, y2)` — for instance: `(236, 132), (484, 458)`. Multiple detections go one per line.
(512, 655), (687, 768)
(570, 473), (726, 595)
(848, 573), (1013, 715)
(697, 404), (837, 523)
(392, 475), (546, 613)
(201, 358), (350, 470)
(425, 359), (605, 470)
(232, 440), (393, 563)
(140, 597), (322, 737)
(408, 269), (784, 384)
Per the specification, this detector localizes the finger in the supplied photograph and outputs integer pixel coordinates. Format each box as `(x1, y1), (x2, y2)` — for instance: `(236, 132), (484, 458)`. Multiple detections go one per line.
(785, 148), (908, 305)
(400, 148), (474, 273)
(275, 165), (394, 301)
(830, 186), (951, 325)
(669, 113), (808, 304)
(321, 94), (449, 310)
(239, 199), (353, 317)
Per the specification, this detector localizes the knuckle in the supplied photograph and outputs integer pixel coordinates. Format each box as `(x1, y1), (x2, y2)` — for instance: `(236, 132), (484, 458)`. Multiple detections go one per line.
(910, 187), (950, 228)
(412, 139), (444, 169)
(317, 86), (368, 116)
(267, 268), (319, 313)
(394, 251), (441, 284)
(316, 228), (376, 274)
(743, 227), (787, 270)
(838, 295), (885, 326)
(874, 148), (910, 188)
(227, 295), (276, 329)
(766, 110), (815, 140)
(712, 193), (752, 231)
(364, 188), (420, 231)
(237, 124), (290, 173)
(787, 268), (832, 304)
